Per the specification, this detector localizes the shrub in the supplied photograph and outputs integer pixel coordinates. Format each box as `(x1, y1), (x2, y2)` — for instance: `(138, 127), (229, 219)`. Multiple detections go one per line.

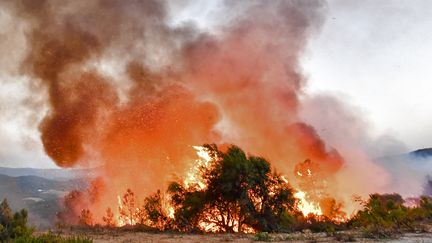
(253, 232), (271, 241)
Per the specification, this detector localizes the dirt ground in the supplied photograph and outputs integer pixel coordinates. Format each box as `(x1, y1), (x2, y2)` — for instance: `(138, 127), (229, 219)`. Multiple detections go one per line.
(55, 230), (432, 243)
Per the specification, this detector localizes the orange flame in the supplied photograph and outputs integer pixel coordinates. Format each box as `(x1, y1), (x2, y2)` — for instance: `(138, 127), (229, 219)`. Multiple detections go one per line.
(294, 191), (323, 216)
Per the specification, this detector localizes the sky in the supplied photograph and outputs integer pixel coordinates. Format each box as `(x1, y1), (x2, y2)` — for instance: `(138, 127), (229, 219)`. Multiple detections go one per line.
(0, 0), (431, 168)
(302, 0), (432, 150)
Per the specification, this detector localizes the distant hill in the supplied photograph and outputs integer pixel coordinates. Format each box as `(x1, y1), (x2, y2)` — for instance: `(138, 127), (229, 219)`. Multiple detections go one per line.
(375, 147), (432, 198)
(0, 173), (88, 228)
(0, 166), (98, 181)
(409, 148), (432, 158)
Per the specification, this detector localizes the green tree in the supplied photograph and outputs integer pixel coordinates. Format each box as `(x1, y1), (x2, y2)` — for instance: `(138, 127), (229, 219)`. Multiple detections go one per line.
(142, 190), (171, 230)
(10, 209), (32, 238)
(0, 198), (13, 241)
(168, 144), (297, 233)
(0, 198), (32, 241)
(0, 199), (12, 226)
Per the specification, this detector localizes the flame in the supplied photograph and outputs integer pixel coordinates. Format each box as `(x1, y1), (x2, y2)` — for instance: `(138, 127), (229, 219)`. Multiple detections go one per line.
(116, 195), (126, 227)
(94, 146), (332, 230)
(294, 191), (323, 216)
(186, 146), (324, 225)
(184, 146), (214, 190)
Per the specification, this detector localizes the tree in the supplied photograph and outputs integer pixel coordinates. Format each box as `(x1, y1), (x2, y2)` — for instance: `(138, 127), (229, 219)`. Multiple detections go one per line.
(11, 209), (32, 238)
(78, 209), (94, 226)
(102, 207), (116, 227)
(168, 144), (297, 233)
(168, 182), (206, 232)
(0, 198), (13, 240)
(0, 198), (32, 241)
(142, 190), (171, 230)
(0, 199), (12, 227)
(351, 193), (410, 229)
(119, 189), (138, 225)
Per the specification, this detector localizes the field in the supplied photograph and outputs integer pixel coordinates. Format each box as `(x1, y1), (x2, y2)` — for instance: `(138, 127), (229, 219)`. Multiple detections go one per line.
(49, 229), (432, 243)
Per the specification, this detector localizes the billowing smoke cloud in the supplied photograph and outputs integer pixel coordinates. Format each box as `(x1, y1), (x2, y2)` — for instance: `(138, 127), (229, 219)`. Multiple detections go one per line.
(2, 0), (417, 221)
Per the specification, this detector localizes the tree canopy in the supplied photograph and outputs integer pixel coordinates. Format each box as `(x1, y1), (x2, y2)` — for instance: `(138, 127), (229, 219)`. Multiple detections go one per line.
(168, 144), (298, 232)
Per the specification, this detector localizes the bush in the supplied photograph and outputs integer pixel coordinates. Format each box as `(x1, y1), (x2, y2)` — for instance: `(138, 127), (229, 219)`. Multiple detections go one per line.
(253, 232), (271, 241)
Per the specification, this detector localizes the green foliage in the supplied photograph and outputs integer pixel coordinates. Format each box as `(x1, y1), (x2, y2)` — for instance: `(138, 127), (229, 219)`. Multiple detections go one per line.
(418, 196), (432, 218)
(168, 144), (298, 233)
(253, 231), (271, 241)
(13, 232), (93, 243)
(0, 199), (13, 226)
(0, 198), (33, 241)
(350, 193), (414, 238)
(142, 190), (171, 230)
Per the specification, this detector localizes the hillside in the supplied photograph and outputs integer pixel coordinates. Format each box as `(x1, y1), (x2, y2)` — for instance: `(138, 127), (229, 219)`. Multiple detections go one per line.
(0, 166), (98, 180)
(0, 174), (88, 228)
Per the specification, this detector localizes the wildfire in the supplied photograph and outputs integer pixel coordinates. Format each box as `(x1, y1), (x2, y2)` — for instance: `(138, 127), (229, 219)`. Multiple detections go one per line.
(186, 146), (324, 220)
(186, 146), (325, 220)
(183, 146), (214, 190)
(294, 162), (325, 217)
(294, 191), (323, 216)
(116, 195), (126, 227)
(93, 146), (336, 231)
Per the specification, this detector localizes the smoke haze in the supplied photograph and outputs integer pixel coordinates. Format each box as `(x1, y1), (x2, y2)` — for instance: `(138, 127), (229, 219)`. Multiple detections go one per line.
(0, 0), (429, 221)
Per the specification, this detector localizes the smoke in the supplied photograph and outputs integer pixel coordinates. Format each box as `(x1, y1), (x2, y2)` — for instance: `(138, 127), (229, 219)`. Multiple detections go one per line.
(2, 0), (420, 221)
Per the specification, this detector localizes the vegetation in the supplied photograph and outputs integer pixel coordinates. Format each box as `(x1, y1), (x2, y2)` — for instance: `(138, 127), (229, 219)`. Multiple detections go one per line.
(349, 193), (432, 238)
(253, 231), (271, 241)
(13, 232), (92, 243)
(4, 143), (432, 241)
(49, 144), (432, 239)
(168, 144), (298, 233)
(0, 198), (33, 241)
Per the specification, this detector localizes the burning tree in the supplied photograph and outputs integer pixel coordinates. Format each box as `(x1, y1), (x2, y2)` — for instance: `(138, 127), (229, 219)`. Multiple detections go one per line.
(118, 189), (138, 226)
(102, 208), (116, 227)
(79, 209), (94, 226)
(168, 144), (298, 233)
(141, 190), (171, 230)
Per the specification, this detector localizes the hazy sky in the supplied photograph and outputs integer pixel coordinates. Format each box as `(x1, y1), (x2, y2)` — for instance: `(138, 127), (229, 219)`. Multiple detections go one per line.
(0, 0), (431, 168)
(302, 0), (432, 150)
(172, 0), (432, 148)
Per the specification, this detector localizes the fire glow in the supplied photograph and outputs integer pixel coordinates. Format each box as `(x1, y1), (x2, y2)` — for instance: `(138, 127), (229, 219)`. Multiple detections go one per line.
(105, 146), (328, 231)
